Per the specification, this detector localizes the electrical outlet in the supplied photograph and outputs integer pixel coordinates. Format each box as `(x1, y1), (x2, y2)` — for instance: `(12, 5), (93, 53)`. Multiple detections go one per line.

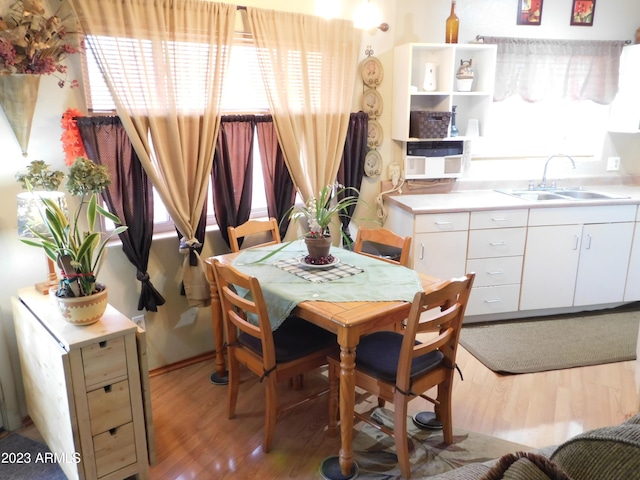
(132, 314), (146, 330)
(607, 156), (621, 171)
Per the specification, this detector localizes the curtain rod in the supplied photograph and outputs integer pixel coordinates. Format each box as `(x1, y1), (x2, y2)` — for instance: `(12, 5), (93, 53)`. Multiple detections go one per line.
(475, 35), (632, 44)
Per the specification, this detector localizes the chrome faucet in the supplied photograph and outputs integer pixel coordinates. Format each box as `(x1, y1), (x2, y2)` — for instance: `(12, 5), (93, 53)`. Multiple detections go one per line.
(539, 154), (576, 190)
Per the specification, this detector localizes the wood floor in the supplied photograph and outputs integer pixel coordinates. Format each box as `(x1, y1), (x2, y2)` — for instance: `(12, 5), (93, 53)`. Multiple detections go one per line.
(144, 346), (639, 479)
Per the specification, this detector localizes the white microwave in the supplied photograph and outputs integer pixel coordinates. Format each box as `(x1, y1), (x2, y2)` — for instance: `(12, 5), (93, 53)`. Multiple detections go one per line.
(404, 141), (464, 179)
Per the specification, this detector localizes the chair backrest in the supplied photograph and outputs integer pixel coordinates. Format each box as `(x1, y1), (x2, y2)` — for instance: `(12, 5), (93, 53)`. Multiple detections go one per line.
(353, 227), (412, 267)
(228, 218), (281, 253)
(212, 259), (277, 368)
(396, 273), (475, 392)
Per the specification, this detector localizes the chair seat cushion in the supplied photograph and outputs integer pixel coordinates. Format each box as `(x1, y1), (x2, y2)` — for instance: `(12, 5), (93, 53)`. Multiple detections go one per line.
(354, 331), (444, 383)
(239, 316), (336, 363)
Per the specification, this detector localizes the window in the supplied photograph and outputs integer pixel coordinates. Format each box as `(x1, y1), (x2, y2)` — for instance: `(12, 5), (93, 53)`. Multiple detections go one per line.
(82, 33), (271, 232)
(476, 96), (610, 159)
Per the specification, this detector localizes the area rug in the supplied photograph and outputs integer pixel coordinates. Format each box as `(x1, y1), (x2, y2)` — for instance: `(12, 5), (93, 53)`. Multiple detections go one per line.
(459, 308), (640, 374)
(0, 433), (66, 480)
(351, 408), (530, 479)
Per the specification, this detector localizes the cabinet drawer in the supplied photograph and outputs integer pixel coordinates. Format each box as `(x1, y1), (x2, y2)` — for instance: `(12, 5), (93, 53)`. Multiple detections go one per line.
(466, 285), (521, 316)
(470, 209), (528, 230)
(87, 380), (133, 436)
(528, 205), (636, 226)
(93, 422), (137, 478)
(467, 228), (526, 259)
(82, 337), (128, 390)
(415, 212), (469, 233)
(466, 256), (523, 287)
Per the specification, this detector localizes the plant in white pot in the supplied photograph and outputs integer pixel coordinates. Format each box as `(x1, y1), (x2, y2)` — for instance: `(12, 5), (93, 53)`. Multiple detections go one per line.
(17, 157), (127, 325)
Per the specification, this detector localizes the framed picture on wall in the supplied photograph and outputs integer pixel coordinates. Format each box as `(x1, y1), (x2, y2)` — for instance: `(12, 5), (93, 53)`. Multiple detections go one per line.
(517, 0), (543, 26)
(570, 0), (596, 26)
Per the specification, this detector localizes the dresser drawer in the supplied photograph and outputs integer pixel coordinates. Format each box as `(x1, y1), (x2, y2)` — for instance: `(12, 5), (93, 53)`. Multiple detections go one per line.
(467, 228), (526, 259)
(470, 209), (528, 230)
(82, 337), (128, 390)
(93, 422), (137, 478)
(87, 380), (133, 436)
(466, 285), (521, 316)
(466, 256), (523, 287)
(415, 212), (469, 233)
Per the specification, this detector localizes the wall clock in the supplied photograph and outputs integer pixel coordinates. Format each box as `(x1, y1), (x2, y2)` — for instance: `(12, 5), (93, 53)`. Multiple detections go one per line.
(364, 150), (382, 177)
(367, 119), (383, 148)
(361, 56), (384, 87)
(362, 88), (383, 118)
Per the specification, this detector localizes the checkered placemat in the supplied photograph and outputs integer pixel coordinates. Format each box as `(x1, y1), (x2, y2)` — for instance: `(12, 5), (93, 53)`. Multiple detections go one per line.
(274, 256), (364, 283)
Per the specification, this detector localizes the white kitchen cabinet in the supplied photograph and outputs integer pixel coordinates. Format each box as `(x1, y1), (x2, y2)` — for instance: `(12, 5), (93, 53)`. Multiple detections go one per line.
(520, 206), (636, 311)
(465, 209), (527, 316)
(392, 43), (497, 141)
(624, 222), (640, 301)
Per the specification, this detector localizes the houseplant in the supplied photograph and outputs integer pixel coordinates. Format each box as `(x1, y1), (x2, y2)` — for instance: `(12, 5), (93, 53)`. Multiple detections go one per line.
(282, 183), (361, 265)
(17, 157), (127, 324)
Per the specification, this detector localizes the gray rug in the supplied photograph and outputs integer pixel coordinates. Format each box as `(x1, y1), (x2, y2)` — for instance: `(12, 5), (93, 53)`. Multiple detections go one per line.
(0, 433), (66, 480)
(459, 307), (640, 374)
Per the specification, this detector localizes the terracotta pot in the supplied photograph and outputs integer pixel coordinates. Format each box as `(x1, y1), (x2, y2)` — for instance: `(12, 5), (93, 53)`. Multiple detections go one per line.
(304, 235), (332, 260)
(49, 284), (108, 326)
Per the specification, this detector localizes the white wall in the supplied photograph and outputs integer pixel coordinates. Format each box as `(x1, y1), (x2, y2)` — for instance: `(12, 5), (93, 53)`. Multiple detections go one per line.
(0, 0), (639, 429)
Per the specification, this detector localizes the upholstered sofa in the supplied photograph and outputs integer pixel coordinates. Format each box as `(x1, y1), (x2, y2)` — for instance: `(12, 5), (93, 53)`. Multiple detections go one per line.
(430, 413), (640, 480)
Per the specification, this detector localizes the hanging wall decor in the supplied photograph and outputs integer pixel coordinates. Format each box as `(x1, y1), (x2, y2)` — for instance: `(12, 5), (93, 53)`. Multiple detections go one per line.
(570, 0), (595, 26)
(361, 46), (383, 177)
(517, 0), (543, 26)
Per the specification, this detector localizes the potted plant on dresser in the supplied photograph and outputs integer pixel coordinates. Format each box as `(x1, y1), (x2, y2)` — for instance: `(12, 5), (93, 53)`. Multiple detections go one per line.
(16, 157), (127, 325)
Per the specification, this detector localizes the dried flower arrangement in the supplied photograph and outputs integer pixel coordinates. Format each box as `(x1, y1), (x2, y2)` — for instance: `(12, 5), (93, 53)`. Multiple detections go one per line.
(0, 0), (83, 87)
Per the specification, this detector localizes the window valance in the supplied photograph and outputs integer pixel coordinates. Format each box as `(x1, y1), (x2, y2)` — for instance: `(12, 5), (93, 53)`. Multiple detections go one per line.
(483, 37), (625, 104)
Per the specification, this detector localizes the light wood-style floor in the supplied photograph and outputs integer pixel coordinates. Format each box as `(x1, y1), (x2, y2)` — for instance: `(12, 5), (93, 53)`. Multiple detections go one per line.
(144, 346), (639, 479)
(12, 346), (639, 479)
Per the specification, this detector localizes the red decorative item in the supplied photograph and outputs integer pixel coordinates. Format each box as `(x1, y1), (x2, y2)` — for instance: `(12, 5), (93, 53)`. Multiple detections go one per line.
(60, 108), (87, 165)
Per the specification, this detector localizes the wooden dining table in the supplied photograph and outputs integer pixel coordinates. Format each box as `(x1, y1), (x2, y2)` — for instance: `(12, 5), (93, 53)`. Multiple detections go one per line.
(204, 243), (441, 477)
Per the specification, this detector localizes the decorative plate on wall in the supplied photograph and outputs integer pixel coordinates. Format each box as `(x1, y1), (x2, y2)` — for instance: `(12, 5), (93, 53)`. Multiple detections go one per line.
(361, 56), (384, 87)
(362, 88), (383, 118)
(367, 119), (383, 148)
(364, 149), (382, 177)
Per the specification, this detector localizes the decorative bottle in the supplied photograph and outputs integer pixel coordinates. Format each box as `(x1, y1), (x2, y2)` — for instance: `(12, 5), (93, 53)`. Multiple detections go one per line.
(445, 0), (459, 44)
(450, 105), (459, 137)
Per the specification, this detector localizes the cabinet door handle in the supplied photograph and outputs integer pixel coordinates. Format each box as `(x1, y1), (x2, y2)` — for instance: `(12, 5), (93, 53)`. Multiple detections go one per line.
(585, 234), (592, 250)
(490, 241), (507, 246)
(484, 299), (501, 304)
(420, 243), (425, 260)
(573, 235), (580, 250)
(435, 221), (452, 225)
(491, 217), (508, 223)
(487, 270), (504, 275)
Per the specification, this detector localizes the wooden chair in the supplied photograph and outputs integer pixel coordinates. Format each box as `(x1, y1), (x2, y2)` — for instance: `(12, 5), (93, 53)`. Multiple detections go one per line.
(228, 217), (281, 253)
(212, 259), (337, 453)
(353, 227), (412, 267)
(327, 273), (475, 478)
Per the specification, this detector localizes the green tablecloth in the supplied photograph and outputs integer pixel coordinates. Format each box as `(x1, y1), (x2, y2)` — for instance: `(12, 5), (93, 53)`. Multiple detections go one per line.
(231, 239), (423, 330)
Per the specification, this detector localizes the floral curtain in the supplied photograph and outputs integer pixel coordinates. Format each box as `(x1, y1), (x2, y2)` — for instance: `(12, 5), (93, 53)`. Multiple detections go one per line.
(68, 0), (236, 307)
(484, 37), (625, 104)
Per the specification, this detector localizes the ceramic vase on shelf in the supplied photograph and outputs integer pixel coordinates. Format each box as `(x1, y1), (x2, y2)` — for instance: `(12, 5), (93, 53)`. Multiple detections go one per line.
(423, 63), (437, 91)
(456, 59), (474, 92)
(304, 235), (332, 263)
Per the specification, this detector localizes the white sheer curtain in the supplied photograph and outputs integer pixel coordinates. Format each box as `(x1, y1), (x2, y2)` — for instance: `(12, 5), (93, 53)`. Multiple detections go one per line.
(69, 0), (236, 306)
(245, 8), (360, 203)
(484, 37), (625, 104)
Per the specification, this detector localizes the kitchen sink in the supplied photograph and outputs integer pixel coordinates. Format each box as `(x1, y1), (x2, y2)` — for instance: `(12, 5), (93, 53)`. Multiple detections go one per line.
(495, 188), (630, 201)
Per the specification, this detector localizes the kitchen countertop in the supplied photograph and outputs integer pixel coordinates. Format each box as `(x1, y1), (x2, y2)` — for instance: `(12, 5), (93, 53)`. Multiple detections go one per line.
(384, 185), (640, 214)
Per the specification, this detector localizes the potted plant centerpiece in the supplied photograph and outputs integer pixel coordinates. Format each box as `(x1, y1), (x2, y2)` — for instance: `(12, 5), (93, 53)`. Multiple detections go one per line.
(17, 157), (127, 325)
(290, 183), (360, 265)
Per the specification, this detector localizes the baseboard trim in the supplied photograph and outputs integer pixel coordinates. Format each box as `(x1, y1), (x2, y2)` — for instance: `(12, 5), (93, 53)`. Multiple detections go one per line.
(149, 351), (216, 378)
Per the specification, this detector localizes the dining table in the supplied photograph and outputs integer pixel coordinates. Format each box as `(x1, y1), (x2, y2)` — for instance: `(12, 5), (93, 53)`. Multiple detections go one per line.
(204, 240), (442, 478)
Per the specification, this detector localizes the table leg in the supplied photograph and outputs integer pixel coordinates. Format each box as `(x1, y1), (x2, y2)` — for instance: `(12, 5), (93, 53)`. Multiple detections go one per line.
(205, 260), (228, 385)
(339, 344), (357, 476)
